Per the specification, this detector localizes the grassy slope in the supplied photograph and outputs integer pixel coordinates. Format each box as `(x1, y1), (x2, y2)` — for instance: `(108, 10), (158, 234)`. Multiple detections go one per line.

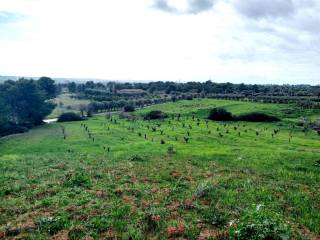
(0, 99), (319, 239)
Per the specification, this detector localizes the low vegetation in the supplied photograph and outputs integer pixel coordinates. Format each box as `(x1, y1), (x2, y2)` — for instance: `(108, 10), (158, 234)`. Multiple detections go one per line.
(0, 98), (319, 239)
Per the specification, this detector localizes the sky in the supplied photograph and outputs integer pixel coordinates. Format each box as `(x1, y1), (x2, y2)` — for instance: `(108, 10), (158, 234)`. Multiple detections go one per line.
(0, 0), (319, 84)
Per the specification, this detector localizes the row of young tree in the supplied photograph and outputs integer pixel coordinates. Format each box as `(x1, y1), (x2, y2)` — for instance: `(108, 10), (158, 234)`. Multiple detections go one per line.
(0, 77), (58, 137)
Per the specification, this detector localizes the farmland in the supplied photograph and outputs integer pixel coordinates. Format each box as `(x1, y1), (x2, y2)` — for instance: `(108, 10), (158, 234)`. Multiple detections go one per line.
(0, 99), (319, 239)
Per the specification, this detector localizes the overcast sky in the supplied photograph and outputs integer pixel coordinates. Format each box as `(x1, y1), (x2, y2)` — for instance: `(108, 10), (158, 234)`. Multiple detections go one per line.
(0, 0), (319, 84)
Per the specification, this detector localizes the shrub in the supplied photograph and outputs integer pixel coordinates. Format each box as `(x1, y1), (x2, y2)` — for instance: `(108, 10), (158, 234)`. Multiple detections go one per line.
(144, 111), (168, 120)
(200, 206), (229, 228)
(167, 146), (176, 155)
(124, 105), (135, 112)
(229, 206), (291, 240)
(208, 108), (233, 121)
(235, 112), (280, 122)
(36, 216), (68, 235)
(57, 112), (83, 122)
(64, 170), (91, 188)
(86, 216), (110, 233)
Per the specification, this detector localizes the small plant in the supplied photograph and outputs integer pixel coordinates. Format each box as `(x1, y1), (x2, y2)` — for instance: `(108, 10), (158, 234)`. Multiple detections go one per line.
(201, 206), (229, 228)
(64, 170), (91, 188)
(36, 216), (68, 235)
(229, 206), (291, 240)
(86, 215), (110, 233)
(194, 181), (212, 198)
(167, 146), (176, 155)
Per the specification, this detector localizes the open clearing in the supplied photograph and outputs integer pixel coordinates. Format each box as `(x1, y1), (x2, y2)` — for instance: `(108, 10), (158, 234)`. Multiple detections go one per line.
(0, 99), (319, 239)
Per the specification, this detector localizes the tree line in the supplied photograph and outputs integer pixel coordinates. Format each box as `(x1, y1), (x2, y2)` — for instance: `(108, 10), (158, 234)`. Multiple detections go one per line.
(63, 80), (320, 109)
(66, 80), (320, 97)
(0, 77), (57, 137)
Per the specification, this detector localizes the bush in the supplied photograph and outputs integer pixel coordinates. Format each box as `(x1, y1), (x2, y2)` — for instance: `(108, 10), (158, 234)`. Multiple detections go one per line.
(57, 112), (83, 122)
(208, 108), (233, 121)
(144, 111), (168, 120)
(36, 216), (69, 235)
(64, 170), (91, 188)
(124, 105), (135, 112)
(230, 206), (291, 240)
(235, 112), (280, 122)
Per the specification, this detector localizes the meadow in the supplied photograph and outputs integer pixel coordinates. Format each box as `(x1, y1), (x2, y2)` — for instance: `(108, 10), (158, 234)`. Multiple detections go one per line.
(0, 99), (319, 239)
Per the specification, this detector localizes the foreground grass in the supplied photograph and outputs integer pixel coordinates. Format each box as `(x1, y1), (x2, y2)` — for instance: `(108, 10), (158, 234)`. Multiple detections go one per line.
(0, 99), (319, 239)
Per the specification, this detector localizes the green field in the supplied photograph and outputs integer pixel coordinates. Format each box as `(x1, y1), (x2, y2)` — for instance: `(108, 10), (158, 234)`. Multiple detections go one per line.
(0, 99), (319, 239)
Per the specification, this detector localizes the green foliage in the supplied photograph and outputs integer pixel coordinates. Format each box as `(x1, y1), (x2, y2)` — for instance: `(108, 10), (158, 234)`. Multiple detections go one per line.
(167, 145), (176, 155)
(0, 99), (319, 239)
(230, 206), (291, 240)
(200, 206), (229, 228)
(64, 170), (91, 188)
(0, 78), (55, 136)
(36, 215), (69, 235)
(87, 215), (110, 233)
(37, 76), (57, 99)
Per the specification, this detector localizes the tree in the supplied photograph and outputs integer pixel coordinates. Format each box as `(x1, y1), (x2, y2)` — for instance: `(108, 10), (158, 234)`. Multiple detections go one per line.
(38, 77), (57, 99)
(124, 105), (135, 112)
(68, 82), (77, 93)
(0, 79), (55, 137)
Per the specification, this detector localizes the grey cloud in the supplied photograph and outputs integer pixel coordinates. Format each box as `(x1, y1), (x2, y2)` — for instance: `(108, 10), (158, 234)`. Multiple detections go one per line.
(234, 0), (295, 19)
(187, 0), (216, 14)
(152, 0), (216, 14)
(153, 0), (178, 13)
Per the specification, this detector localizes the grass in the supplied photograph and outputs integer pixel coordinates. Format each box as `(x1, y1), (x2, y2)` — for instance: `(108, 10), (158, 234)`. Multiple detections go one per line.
(0, 99), (319, 239)
(47, 93), (90, 118)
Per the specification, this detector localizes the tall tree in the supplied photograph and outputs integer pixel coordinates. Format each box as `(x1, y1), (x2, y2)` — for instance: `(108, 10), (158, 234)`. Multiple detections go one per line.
(38, 76), (57, 99)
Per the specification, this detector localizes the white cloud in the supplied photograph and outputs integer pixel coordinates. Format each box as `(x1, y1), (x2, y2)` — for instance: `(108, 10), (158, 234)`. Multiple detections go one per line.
(0, 0), (319, 84)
